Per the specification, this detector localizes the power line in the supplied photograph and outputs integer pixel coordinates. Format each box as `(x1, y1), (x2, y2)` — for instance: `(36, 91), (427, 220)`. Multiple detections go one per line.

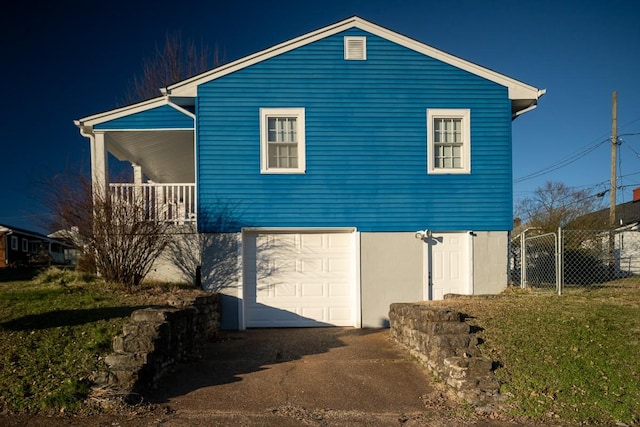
(513, 138), (609, 183)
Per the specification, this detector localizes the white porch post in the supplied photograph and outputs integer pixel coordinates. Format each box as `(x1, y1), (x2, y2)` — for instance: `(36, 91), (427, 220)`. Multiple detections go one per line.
(90, 132), (109, 199)
(132, 163), (143, 202)
(132, 163), (143, 185)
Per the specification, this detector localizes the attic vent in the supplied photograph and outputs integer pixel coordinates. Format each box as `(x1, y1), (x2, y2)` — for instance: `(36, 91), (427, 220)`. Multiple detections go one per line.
(344, 36), (366, 60)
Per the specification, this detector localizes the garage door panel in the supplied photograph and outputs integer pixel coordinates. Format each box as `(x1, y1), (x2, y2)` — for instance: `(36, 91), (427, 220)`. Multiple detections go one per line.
(329, 307), (350, 322)
(300, 282), (325, 297)
(328, 258), (350, 273)
(300, 259), (323, 273)
(301, 306), (324, 320)
(328, 233), (351, 248)
(273, 282), (297, 297)
(245, 232), (355, 328)
(328, 282), (350, 297)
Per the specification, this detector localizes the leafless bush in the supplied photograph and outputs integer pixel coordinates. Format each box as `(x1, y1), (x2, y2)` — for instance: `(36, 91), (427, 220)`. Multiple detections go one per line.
(46, 174), (172, 288)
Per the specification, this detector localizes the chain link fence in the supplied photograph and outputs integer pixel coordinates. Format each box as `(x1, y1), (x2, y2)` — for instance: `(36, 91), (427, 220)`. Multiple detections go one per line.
(510, 228), (640, 294)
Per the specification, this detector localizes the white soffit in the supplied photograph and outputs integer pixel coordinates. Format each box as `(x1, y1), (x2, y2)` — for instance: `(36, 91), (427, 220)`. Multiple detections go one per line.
(165, 16), (544, 103)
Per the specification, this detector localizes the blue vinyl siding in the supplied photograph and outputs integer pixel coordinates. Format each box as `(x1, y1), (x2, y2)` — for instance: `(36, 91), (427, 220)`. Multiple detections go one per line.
(95, 105), (193, 130)
(197, 29), (513, 232)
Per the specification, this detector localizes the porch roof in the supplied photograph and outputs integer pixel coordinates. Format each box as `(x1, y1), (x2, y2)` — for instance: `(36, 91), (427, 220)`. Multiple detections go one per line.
(75, 97), (195, 183)
(106, 130), (194, 183)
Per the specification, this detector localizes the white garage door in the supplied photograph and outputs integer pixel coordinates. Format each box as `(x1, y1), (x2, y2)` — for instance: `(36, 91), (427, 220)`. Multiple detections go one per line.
(243, 231), (356, 328)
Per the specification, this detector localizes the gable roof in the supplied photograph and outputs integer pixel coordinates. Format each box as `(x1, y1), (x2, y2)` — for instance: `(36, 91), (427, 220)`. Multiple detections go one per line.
(163, 16), (545, 116)
(576, 200), (640, 229)
(75, 96), (195, 130)
(0, 224), (71, 245)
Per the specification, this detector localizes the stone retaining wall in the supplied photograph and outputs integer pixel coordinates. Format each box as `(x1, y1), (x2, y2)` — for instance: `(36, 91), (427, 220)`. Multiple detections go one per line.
(389, 303), (500, 405)
(93, 293), (219, 399)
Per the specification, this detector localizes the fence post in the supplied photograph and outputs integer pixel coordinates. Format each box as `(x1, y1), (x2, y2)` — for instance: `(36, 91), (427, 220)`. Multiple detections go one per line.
(557, 227), (562, 295)
(520, 230), (526, 289)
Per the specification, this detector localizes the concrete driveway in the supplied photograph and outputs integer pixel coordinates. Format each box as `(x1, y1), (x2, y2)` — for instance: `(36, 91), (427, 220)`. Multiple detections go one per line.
(144, 327), (462, 426)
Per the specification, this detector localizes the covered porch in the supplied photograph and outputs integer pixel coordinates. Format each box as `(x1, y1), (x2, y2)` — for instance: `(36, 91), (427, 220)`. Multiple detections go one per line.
(75, 97), (197, 224)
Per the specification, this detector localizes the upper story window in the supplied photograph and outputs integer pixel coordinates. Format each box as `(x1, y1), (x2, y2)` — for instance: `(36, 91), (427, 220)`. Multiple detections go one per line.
(260, 108), (306, 174)
(427, 109), (471, 174)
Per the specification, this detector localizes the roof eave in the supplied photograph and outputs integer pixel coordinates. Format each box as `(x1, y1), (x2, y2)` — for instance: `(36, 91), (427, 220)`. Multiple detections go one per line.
(74, 95), (196, 136)
(164, 16), (545, 104)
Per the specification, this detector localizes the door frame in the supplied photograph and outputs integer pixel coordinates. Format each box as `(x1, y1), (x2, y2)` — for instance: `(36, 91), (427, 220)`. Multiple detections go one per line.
(423, 231), (474, 300)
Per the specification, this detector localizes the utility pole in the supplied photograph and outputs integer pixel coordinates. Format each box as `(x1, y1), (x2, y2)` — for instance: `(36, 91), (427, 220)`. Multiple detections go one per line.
(610, 91), (618, 227)
(609, 91), (618, 280)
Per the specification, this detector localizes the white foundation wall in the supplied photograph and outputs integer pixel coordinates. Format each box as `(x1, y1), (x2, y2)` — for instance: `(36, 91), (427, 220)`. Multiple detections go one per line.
(360, 232), (423, 328)
(201, 232), (242, 330)
(145, 225), (200, 284)
(472, 231), (509, 294)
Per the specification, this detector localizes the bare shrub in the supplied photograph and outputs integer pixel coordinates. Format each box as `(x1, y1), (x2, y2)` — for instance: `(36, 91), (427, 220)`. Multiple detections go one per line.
(46, 173), (172, 288)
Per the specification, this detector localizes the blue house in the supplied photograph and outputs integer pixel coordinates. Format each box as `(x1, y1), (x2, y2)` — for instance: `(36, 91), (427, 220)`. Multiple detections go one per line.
(75, 17), (544, 329)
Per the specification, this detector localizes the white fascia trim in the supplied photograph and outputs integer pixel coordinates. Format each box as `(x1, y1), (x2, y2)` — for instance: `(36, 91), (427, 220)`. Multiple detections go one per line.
(95, 128), (193, 133)
(167, 98), (196, 119)
(363, 23), (544, 102)
(165, 16), (544, 103)
(74, 96), (195, 133)
(75, 97), (167, 129)
(241, 227), (357, 234)
(165, 17), (364, 97)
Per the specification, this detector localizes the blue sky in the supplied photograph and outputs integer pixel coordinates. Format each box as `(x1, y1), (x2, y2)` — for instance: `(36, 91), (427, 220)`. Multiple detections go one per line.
(1, 0), (639, 233)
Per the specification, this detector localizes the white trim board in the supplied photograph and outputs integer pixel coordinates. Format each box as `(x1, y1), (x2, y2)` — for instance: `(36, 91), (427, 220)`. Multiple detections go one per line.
(164, 16), (544, 105)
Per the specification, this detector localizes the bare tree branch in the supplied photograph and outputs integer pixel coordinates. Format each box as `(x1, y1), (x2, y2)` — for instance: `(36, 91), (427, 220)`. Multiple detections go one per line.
(122, 31), (224, 104)
(516, 181), (605, 233)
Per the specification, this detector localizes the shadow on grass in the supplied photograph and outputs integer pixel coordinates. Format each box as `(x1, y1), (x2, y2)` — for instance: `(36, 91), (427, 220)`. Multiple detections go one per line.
(0, 306), (151, 330)
(0, 267), (42, 282)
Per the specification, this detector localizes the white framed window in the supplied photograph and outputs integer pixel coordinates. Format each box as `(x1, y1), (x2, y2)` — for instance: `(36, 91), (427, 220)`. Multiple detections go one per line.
(260, 108), (306, 174)
(344, 36), (366, 60)
(11, 236), (18, 251)
(427, 109), (471, 174)
(22, 238), (28, 252)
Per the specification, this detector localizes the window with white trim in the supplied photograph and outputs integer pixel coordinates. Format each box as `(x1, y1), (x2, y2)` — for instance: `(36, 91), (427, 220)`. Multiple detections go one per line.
(11, 236), (18, 251)
(22, 238), (28, 252)
(260, 108), (306, 174)
(427, 109), (471, 174)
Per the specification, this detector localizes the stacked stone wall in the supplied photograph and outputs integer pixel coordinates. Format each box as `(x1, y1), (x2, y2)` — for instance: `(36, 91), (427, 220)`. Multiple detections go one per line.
(94, 293), (219, 399)
(389, 303), (500, 405)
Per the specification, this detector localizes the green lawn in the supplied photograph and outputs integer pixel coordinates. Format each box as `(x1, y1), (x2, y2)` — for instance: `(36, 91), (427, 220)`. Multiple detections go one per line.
(437, 286), (640, 425)
(1, 267), (638, 425)
(0, 268), (166, 413)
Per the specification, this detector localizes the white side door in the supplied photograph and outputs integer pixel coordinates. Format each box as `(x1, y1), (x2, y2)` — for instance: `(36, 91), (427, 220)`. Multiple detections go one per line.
(424, 232), (472, 300)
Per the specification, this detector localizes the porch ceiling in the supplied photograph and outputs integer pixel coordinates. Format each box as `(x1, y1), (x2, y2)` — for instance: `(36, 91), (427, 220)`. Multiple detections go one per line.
(105, 130), (194, 183)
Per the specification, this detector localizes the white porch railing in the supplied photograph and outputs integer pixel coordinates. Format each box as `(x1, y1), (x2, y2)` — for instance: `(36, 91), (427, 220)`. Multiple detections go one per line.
(110, 183), (196, 224)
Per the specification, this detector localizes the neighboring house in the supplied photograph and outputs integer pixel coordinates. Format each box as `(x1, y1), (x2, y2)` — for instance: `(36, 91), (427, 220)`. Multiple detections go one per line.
(572, 187), (640, 276)
(75, 17), (544, 329)
(0, 224), (74, 268)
